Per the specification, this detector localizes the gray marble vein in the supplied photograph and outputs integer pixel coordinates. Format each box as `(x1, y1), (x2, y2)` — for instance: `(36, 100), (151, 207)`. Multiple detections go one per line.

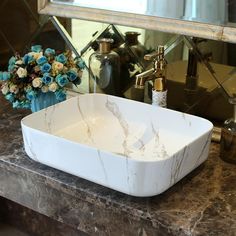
(105, 97), (132, 157)
(97, 150), (109, 185)
(193, 132), (212, 168)
(44, 105), (56, 134)
(151, 122), (169, 159)
(170, 146), (189, 186)
(77, 96), (95, 144)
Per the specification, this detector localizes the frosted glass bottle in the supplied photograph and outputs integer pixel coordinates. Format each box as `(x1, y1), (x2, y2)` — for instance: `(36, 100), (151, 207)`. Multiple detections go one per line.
(89, 38), (121, 96)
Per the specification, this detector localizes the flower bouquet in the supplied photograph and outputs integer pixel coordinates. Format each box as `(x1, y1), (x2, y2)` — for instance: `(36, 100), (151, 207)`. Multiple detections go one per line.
(0, 45), (85, 111)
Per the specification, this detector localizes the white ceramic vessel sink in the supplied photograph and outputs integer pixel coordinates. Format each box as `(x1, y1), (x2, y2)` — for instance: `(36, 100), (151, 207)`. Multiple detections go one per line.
(21, 94), (213, 197)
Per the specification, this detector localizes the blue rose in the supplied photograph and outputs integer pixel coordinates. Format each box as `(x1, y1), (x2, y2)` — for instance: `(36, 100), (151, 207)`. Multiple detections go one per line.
(67, 70), (77, 81)
(41, 63), (51, 73)
(23, 54), (34, 65)
(5, 93), (15, 102)
(37, 56), (47, 65)
(56, 54), (67, 64)
(22, 101), (31, 109)
(8, 64), (15, 72)
(55, 90), (66, 102)
(26, 90), (37, 101)
(44, 48), (55, 56)
(8, 56), (16, 65)
(8, 56), (16, 72)
(76, 58), (86, 69)
(56, 74), (69, 87)
(12, 100), (20, 109)
(2, 72), (11, 81)
(42, 73), (53, 85)
(31, 45), (42, 53)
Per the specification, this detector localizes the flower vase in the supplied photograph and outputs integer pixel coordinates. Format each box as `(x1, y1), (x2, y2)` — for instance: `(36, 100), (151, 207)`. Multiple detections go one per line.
(30, 92), (62, 113)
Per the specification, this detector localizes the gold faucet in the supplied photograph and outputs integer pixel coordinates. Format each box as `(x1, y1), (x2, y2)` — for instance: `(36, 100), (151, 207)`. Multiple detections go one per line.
(135, 46), (166, 87)
(135, 68), (155, 89)
(135, 45), (166, 91)
(135, 45), (168, 107)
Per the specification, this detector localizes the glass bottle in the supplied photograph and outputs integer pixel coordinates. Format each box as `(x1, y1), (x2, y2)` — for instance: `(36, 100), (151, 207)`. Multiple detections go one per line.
(89, 38), (121, 96)
(124, 32), (147, 67)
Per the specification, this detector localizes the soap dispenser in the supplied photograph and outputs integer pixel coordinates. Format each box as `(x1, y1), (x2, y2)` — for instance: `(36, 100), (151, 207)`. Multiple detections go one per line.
(220, 98), (236, 164)
(89, 38), (121, 96)
(152, 46), (168, 108)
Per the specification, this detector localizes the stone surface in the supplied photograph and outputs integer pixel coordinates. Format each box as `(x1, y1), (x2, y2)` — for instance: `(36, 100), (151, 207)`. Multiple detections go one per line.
(0, 197), (88, 236)
(0, 95), (236, 236)
(0, 223), (29, 236)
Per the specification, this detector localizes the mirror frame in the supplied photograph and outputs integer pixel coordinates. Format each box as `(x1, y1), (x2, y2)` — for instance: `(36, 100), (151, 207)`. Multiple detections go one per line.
(38, 0), (236, 43)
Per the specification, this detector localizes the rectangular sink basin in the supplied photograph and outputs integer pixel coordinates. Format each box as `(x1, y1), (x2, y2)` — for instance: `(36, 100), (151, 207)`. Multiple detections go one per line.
(21, 94), (213, 197)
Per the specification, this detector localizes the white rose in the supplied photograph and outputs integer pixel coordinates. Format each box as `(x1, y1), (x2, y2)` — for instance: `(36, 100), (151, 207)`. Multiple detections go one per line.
(24, 85), (32, 91)
(32, 77), (42, 88)
(52, 61), (63, 71)
(41, 85), (49, 93)
(1, 85), (9, 95)
(15, 60), (23, 66)
(34, 66), (40, 73)
(48, 82), (58, 92)
(28, 52), (43, 60)
(16, 67), (27, 78)
(9, 84), (19, 94)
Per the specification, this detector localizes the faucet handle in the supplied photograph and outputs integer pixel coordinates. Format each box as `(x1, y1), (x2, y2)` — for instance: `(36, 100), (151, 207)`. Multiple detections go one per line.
(144, 51), (160, 61)
(144, 46), (165, 61)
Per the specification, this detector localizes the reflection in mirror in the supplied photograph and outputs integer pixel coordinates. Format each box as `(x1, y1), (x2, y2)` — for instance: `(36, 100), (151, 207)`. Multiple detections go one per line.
(51, 0), (236, 26)
(66, 18), (236, 122)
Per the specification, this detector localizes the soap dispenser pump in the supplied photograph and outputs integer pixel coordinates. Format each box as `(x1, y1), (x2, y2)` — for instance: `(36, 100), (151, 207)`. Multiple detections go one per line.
(152, 46), (168, 108)
(89, 38), (121, 96)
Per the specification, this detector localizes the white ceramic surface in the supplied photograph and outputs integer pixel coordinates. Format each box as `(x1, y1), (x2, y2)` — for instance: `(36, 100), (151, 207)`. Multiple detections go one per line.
(21, 94), (213, 197)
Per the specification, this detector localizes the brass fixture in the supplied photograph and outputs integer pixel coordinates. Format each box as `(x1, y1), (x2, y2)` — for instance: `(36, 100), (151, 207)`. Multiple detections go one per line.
(135, 46), (167, 107)
(135, 46), (166, 90)
(135, 68), (155, 89)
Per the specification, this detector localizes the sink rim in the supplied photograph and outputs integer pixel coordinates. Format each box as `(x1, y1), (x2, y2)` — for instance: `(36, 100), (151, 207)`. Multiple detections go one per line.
(21, 93), (213, 163)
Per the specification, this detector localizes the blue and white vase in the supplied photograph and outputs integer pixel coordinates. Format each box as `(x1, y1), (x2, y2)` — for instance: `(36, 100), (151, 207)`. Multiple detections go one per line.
(30, 92), (63, 113)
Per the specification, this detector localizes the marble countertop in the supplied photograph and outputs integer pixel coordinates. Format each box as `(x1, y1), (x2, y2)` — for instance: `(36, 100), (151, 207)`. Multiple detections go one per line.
(0, 95), (235, 236)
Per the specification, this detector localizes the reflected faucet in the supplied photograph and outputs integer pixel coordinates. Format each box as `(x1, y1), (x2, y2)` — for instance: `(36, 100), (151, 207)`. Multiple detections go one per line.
(185, 47), (198, 93)
(184, 37), (212, 111)
(185, 38), (206, 92)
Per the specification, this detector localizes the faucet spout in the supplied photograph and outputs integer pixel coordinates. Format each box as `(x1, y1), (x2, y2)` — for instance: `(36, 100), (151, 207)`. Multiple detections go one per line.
(135, 68), (155, 89)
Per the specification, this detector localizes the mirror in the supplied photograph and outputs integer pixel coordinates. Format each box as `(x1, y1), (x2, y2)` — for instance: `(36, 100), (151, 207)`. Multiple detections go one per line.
(36, 1), (236, 122)
(52, 0), (235, 26)
(65, 18), (236, 121)
(39, 0), (236, 43)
